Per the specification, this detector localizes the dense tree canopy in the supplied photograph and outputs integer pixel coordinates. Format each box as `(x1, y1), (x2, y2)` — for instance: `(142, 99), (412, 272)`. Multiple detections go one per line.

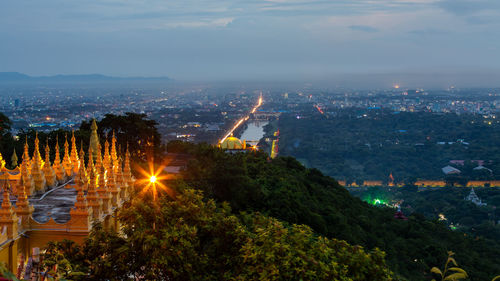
(275, 109), (500, 182)
(80, 112), (163, 160)
(38, 188), (392, 281)
(176, 143), (500, 281)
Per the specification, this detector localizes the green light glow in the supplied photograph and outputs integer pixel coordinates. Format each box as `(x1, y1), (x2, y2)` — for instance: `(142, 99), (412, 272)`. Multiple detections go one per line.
(372, 198), (386, 206)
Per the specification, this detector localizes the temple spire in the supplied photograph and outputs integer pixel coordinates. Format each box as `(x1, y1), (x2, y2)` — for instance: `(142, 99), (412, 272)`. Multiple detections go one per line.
(97, 160), (112, 214)
(89, 119), (99, 163)
(20, 141), (34, 195)
(62, 134), (73, 177)
(74, 147), (87, 189)
(15, 179), (33, 229)
(53, 137), (65, 182)
(70, 130), (79, 174)
(111, 131), (118, 170)
(86, 147), (102, 220)
(0, 152), (5, 170)
(10, 148), (18, 168)
(103, 139), (112, 174)
(95, 143), (103, 176)
(123, 144), (134, 196)
(115, 155), (126, 200)
(43, 142), (56, 187)
(30, 133), (46, 192)
(0, 182), (18, 238)
(70, 159), (91, 231)
(23, 136), (30, 165)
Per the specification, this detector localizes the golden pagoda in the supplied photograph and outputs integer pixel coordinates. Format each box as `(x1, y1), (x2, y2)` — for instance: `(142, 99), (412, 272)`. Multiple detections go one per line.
(85, 148), (102, 220)
(111, 131), (118, 172)
(123, 145), (135, 195)
(103, 139), (112, 174)
(43, 143), (57, 187)
(97, 162), (112, 215)
(0, 152), (5, 170)
(52, 137), (66, 182)
(0, 120), (135, 273)
(10, 149), (18, 168)
(70, 131), (79, 174)
(89, 119), (99, 162)
(0, 183), (18, 239)
(30, 134), (46, 192)
(62, 135), (73, 177)
(15, 181), (33, 230)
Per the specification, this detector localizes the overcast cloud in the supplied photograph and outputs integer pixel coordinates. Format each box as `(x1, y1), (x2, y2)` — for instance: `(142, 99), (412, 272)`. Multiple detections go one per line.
(1, 0), (500, 86)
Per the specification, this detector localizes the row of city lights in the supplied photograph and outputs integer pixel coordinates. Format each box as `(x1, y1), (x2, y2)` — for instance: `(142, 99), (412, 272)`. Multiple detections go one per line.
(219, 93), (263, 145)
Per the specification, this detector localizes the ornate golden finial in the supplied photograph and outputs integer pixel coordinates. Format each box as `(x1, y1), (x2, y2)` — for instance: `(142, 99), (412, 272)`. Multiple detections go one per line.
(97, 161), (111, 214)
(20, 142), (34, 195)
(32, 132), (42, 164)
(107, 160), (120, 208)
(123, 144), (132, 177)
(87, 147), (95, 177)
(1, 183), (12, 208)
(98, 159), (107, 189)
(122, 144), (134, 198)
(0, 182), (18, 238)
(30, 132), (46, 192)
(0, 152), (4, 167)
(70, 130), (79, 174)
(43, 142), (56, 187)
(70, 178), (90, 228)
(10, 148), (18, 168)
(103, 139), (111, 173)
(0, 152), (5, 170)
(71, 186), (89, 213)
(44, 142), (50, 164)
(86, 149), (102, 220)
(14, 179), (33, 230)
(95, 143), (103, 176)
(115, 155), (127, 200)
(62, 134), (73, 177)
(87, 149), (96, 186)
(53, 136), (65, 182)
(111, 131), (118, 164)
(89, 119), (99, 163)
(23, 136), (29, 162)
(75, 147), (87, 189)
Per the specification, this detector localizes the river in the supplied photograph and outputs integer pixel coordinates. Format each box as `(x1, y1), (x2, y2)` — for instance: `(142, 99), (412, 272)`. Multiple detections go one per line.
(239, 121), (268, 145)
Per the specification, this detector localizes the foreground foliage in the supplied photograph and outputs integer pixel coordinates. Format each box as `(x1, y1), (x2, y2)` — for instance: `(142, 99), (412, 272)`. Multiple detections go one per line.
(177, 143), (500, 281)
(430, 251), (500, 281)
(41, 188), (392, 281)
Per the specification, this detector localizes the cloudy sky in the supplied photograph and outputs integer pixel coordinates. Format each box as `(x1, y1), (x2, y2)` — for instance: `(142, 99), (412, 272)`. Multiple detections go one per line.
(1, 0), (500, 85)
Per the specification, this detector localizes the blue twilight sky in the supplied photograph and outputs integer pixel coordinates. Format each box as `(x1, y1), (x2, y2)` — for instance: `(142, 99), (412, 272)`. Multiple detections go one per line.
(1, 0), (500, 85)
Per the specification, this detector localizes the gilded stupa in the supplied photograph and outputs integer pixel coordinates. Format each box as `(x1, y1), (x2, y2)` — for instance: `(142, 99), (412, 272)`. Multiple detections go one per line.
(0, 120), (135, 273)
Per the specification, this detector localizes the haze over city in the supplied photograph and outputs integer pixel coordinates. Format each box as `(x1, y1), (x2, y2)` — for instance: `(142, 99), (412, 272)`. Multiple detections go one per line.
(2, 0), (500, 87)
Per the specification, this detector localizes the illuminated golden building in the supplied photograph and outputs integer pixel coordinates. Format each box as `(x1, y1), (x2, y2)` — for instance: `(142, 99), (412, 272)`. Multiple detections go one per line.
(0, 120), (135, 274)
(219, 136), (246, 150)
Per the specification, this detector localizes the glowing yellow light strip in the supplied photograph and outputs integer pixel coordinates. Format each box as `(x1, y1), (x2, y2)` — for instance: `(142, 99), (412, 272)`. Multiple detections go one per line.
(219, 93), (263, 144)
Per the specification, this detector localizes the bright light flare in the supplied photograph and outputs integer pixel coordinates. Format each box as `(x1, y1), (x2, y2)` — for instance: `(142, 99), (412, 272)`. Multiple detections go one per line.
(150, 175), (157, 183)
(136, 162), (173, 200)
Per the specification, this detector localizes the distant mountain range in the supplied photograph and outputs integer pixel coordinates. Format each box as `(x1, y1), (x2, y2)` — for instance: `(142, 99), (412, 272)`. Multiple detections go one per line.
(0, 72), (171, 83)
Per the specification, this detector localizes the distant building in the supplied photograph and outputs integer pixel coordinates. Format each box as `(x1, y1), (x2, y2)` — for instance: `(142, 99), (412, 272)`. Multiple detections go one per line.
(442, 165), (461, 175)
(473, 165), (492, 173)
(465, 188), (487, 206)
